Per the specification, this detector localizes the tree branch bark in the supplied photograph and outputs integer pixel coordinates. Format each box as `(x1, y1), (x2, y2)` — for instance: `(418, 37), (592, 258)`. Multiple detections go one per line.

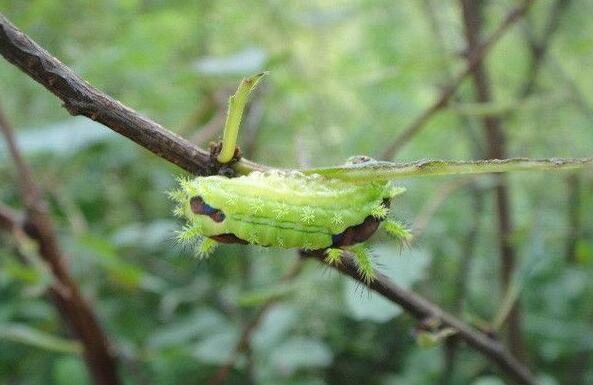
(303, 250), (535, 385)
(0, 13), (264, 176)
(0, 103), (121, 385)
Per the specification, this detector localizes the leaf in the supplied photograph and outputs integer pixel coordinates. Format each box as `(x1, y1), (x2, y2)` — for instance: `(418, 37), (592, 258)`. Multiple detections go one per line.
(251, 305), (299, 351)
(52, 357), (90, 385)
(0, 323), (82, 354)
(111, 220), (178, 249)
(148, 308), (229, 350)
(471, 377), (506, 385)
(77, 234), (167, 292)
(237, 282), (299, 307)
(0, 118), (111, 157)
(192, 47), (268, 76)
(345, 245), (431, 322)
(268, 337), (333, 375)
(192, 329), (239, 365)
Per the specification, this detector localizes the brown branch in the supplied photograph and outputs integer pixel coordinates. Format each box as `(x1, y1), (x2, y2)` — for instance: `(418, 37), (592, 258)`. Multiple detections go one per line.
(380, 0), (535, 160)
(303, 250), (535, 385)
(0, 13), (535, 385)
(0, 13), (256, 176)
(460, 0), (527, 365)
(0, 202), (19, 232)
(0, 104), (120, 385)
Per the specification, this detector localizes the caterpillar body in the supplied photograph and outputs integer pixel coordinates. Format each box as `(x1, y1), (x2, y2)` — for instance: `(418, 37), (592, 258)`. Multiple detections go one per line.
(171, 165), (410, 280)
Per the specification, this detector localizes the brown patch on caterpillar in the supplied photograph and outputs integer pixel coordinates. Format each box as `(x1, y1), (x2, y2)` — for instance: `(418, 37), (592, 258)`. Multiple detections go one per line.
(190, 196), (226, 223)
(209, 233), (249, 244)
(331, 198), (391, 247)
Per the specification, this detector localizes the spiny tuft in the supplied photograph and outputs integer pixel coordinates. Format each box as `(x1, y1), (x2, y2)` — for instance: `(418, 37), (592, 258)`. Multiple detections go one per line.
(176, 224), (203, 242)
(350, 244), (375, 283)
(389, 186), (407, 198)
(325, 248), (344, 265)
(370, 203), (389, 219)
(383, 219), (413, 246)
(196, 238), (218, 259)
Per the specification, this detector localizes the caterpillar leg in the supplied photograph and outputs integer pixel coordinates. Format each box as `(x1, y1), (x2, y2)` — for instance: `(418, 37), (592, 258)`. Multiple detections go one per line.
(350, 244), (375, 283)
(383, 219), (413, 246)
(196, 237), (218, 259)
(324, 245), (375, 283)
(324, 248), (344, 265)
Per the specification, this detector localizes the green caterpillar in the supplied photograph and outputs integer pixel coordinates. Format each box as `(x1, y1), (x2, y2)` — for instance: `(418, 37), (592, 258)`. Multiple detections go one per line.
(170, 160), (410, 281)
(171, 73), (593, 282)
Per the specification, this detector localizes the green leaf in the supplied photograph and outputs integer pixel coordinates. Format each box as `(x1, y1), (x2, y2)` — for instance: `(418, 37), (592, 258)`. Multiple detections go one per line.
(148, 308), (229, 350)
(192, 329), (239, 365)
(471, 377), (506, 385)
(52, 357), (90, 385)
(268, 337), (333, 374)
(0, 323), (82, 354)
(193, 47), (268, 76)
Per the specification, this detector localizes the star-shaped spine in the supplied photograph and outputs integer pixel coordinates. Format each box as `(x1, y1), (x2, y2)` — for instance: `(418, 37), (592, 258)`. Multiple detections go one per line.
(250, 198), (264, 215)
(300, 207), (316, 224)
(273, 202), (289, 219)
(330, 212), (344, 227)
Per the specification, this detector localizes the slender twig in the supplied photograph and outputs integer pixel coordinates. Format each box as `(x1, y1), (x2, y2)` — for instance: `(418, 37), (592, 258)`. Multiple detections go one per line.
(0, 103), (120, 385)
(302, 250), (535, 385)
(217, 73), (266, 163)
(0, 13), (263, 176)
(305, 158), (593, 183)
(0, 13), (539, 385)
(0, 202), (19, 232)
(460, 0), (527, 363)
(380, 0), (535, 160)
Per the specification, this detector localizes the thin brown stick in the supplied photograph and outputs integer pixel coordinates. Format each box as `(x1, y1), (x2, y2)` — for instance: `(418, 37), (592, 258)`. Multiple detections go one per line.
(0, 202), (19, 232)
(0, 13), (536, 385)
(303, 250), (535, 385)
(460, 0), (527, 364)
(0, 104), (120, 385)
(380, 0), (535, 160)
(0, 13), (265, 176)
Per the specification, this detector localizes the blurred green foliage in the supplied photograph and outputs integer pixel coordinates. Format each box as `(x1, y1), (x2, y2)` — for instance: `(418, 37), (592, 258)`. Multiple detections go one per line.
(1, 1), (593, 384)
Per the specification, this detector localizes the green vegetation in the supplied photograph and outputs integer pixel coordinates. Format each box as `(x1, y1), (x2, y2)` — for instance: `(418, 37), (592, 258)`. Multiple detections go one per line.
(1, 1), (593, 385)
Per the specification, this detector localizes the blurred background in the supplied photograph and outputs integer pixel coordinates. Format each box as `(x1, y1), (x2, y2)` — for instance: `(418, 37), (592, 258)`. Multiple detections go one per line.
(1, 1), (593, 384)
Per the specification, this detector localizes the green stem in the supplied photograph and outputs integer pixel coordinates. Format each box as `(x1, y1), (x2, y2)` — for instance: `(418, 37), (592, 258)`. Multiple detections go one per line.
(303, 158), (593, 183)
(217, 72), (267, 164)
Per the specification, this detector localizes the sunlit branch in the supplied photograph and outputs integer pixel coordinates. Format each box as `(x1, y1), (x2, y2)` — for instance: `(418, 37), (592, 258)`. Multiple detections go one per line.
(305, 158), (593, 183)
